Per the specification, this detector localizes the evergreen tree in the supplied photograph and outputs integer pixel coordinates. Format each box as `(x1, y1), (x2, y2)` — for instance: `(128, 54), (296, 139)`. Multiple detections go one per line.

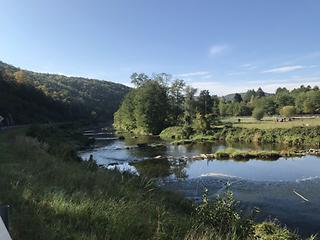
(256, 87), (265, 98)
(233, 93), (243, 103)
(197, 90), (213, 115)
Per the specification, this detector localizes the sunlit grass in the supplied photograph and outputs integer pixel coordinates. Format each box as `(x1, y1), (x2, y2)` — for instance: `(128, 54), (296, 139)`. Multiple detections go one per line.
(222, 116), (320, 129)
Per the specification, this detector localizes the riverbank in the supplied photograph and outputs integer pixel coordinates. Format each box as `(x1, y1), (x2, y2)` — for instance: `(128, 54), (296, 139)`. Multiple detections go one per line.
(191, 148), (320, 161)
(161, 126), (320, 148)
(0, 125), (308, 239)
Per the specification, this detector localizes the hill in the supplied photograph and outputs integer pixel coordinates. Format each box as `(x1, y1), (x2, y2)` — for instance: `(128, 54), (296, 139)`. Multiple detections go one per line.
(0, 61), (130, 124)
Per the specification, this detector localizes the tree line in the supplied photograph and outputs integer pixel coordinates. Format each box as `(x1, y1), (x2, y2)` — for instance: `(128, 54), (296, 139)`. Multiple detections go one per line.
(114, 72), (320, 135)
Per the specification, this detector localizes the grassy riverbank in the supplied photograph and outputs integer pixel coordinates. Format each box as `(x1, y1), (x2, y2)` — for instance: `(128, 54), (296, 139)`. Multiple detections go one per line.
(0, 125), (308, 239)
(223, 116), (320, 129)
(161, 125), (320, 147)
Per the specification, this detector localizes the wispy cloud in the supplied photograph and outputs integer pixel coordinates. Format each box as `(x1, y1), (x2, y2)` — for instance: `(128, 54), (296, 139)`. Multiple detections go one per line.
(175, 71), (210, 78)
(189, 76), (320, 96)
(240, 63), (257, 70)
(227, 71), (247, 76)
(247, 76), (320, 86)
(209, 44), (229, 57)
(262, 65), (305, 73)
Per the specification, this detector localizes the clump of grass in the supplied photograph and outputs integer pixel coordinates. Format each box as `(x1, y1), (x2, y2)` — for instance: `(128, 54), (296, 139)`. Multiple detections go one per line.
(213, 149), (288, 160)
(160, 126), (184, 140)
(254, 221), (300, 240)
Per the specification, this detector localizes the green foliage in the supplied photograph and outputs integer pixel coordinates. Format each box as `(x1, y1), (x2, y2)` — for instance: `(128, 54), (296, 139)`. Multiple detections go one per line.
(168, 79), (186, 125)
(215, 126), (320, 146)
(279, 106), (296, 117)
(0, 61), (130, 124)
(254, 221), (300, 240)
(114, 80), (169, 135)
(194, 190), (254, 239)
(192, 113), (209, 134)
(115, 71), (320, 140)
(197, 90), (213, 115)
(113, 90), (137, 132)
(159, 126), (184, 140)
(233, 93), (243, 103)
(134, 81), (169, 134)
(26, 124), (92, 162)
(252, 107), (265, 120)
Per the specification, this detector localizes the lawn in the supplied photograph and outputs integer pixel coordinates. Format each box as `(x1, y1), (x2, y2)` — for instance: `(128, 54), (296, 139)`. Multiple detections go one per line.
(223, 116), (320, 129)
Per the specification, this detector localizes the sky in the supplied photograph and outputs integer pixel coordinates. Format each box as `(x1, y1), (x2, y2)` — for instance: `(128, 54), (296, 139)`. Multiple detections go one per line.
(0, 0), (320, 95)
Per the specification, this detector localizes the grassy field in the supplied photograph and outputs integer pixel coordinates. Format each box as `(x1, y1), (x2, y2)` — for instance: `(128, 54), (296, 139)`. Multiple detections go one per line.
(0, 126), (306, 240)
(223, 116), (320, 129)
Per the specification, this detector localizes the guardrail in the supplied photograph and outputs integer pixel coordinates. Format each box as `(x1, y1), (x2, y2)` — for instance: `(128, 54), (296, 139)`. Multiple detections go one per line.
(0, 205), (9, 231)
(0, 205), (11, 240)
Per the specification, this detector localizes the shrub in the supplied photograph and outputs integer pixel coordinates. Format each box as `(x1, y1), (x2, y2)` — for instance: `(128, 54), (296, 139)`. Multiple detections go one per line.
(193, 189), (254, 239)
(280, 106), (296, 118)
(252, 108), (265, 120)
(254, 221), (300, 240)
(160, 126), (184, 140)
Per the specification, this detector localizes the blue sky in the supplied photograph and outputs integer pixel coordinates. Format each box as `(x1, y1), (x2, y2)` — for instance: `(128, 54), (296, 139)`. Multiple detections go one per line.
(1, 0), (320, 95)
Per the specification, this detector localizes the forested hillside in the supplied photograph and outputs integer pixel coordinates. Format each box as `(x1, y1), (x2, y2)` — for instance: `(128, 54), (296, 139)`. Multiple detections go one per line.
(0, 61), (130, 124)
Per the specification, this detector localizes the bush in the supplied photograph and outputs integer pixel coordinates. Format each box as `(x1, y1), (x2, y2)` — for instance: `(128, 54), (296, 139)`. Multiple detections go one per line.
(160, 126), (184, 140)
(252, 108), (265, 120)
(193, 189), (254, 239)
(280, 105), (296, 118)
(254, 221), (300, 240)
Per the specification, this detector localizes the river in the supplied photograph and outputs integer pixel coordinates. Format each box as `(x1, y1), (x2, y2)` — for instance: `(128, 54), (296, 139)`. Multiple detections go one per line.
(80, 131), (320, 236)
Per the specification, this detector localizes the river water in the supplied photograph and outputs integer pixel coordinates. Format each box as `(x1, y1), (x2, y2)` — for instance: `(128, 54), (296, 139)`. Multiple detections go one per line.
(80, 132), (320, 236)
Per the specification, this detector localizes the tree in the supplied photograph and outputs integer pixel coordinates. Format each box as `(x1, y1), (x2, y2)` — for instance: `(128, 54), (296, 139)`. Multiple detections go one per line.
(239, 104), (252, 116)
(218, 98), (228, 116)
(152, 73), (171, 86)
(252, 107), (264, 120)
(256, 87), (265, 98)
(303, 91), (320, 113)
(134, 81), (169, 134)
(255, 97), (277, 115)
(168, 79), (185, 124)
(14, 70), (27, 83)
(192, 112), (208, 134)
(183, 86), (197, 137)
(197, 90), (213, 115)
(243, 89), (256, 102)
(276, 93), (295, 108)
(279, 106), (296, 118)
(211, 95), (220, 115)
(130, 73), (150, 87)
(233, 93), (243, 103)
(276, 87), (289, 95)
(113, 90), (137, 131)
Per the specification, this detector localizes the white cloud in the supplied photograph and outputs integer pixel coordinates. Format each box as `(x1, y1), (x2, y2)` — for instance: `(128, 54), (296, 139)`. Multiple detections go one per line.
(175, 71), (210, 78)
(189, 76), (320, 96)
(227, 71), (246, 76)
(240, 63), (257, 70)
(262, 65), (305, 73)
(209, 44), (229, 57)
